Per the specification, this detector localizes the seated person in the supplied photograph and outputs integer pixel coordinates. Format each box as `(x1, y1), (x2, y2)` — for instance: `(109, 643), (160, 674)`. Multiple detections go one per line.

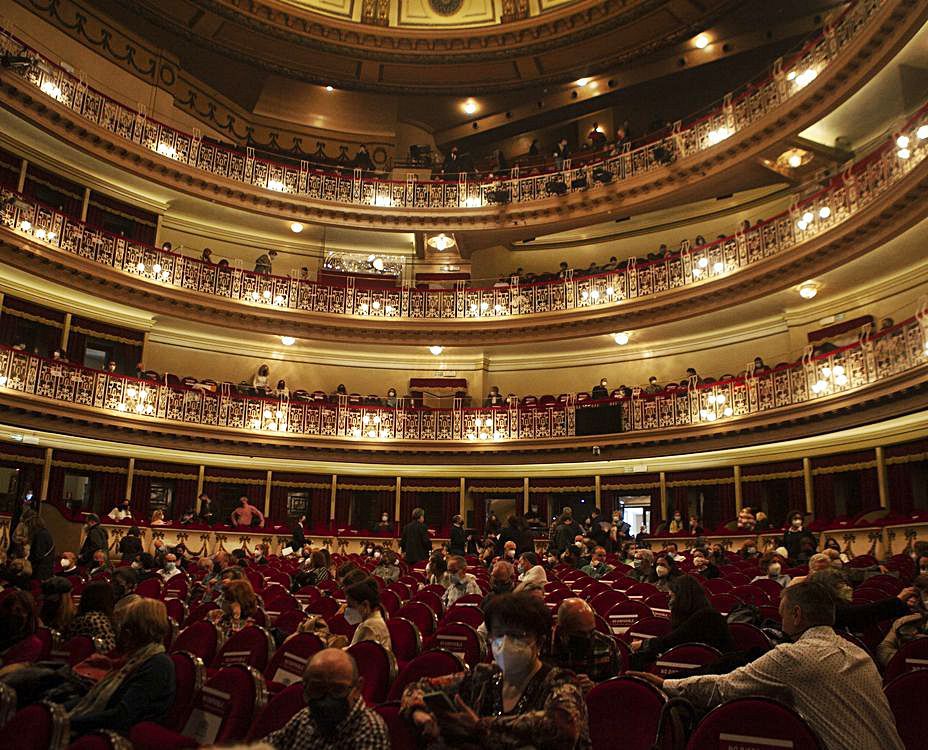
(689, 549), (720, 579)
(751, 553), (791, 587)
(67, 599), (176, 735)
(158, 553), (183, 582)
(580, 547), (613, 580)
(150, 510), (168, 526)
(877, 574), (928, 666)
(261, 648), (388, 749)
(88, 550), (110, 577)
(485, 386), (505, 407)
(630, 581), (905, 750)
(402, 592), (589, 748)
(442, 555), (482, 609)
(231, 496), (265, 527)
(58, 551), (81, 579)
(630, 575), (733, 667)
(646, 554), (681, 592)
(107, 499), (132, 521)
(668, 511), (685, 534)
(548, 598), (621, 691)
(207, 578), (258, 638)
(294, 550), (330, 589)
(591, 378), (609, 400)
(64, 580), (117, 653)
(737, 507), (756, 531)
(427, 552), (451, 588)
(345, 576), (392, 652)
(0, 590), (38, 663)
(371, 550), (401, 583)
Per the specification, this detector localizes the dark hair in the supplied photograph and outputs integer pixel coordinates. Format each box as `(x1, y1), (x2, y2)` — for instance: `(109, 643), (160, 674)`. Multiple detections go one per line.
(78, 580), (115, 619)
(128, 526), (140, 537)
(429, 553), (447, 576)
(520, 552), (539, 567)
(781, 580), (836, 627)
(345, 576), (381, 611)
(668, 575), (712, 628)
(112, 567), (138, 588)
(336, 562), (359, 583)
(138, 552), (155, 570)
(412, 507), (425, 521)
(484, 592), (552, 645)
(310, 551), (327, 568)
(0, 590), (37, 650)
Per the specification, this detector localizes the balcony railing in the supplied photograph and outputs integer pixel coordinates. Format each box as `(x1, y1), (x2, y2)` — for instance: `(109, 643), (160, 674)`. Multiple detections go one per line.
(0, 315), (923, 442)
(0, 0), (884, 209)
(2, 104), (926, 322)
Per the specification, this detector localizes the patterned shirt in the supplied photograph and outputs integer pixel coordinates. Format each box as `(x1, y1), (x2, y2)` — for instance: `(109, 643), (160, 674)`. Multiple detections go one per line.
(442, 574), (482, 609)
(64, 612), (116, 653)
(547, 630), (621, 684)
(663, 626), (904, 750)
(404, 663), (591, 750)
(262, 700), (389, 750)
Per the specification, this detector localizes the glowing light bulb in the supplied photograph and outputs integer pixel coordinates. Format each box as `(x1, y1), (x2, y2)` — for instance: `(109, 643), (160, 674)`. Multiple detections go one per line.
(20, 220), (32, 231)
(280, 336), (296, 346)
(897, 135), (910, 149)
(613, 332), (629, 345)
(429, 345), (444, 356)
(917, 125), (928, 140)
(898, 148), (911, 159)
(713, 262), (724, 273)
(694, 34), (710, 49)
(136, 261), (145, 272)
(788, 154), (802, 168)
(819, 206), (831, 219)
(698, 257), (709, 268)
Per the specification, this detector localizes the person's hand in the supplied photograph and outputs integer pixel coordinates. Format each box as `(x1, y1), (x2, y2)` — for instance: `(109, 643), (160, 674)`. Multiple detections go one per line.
(411, 710), (439, 739)
(574, 674), (595, 695)
(629, 639), (643, 653)
(898, 586), (917, 602)
(626, 671), (665, 689)
(442, 695), (480, 735)
(878, 565), (889, 574)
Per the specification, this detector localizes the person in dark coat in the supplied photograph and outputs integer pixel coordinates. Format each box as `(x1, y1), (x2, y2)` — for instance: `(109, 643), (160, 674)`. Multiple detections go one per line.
(780, 511), (817, 563)
(118, 527), (143, 560)
(28, 512), (55, 581)
(290, 515), (307, 551)
(78, 514), (109, 566)
(449, 515), (467, 556)
(198, 494), (216, 526)
(400, 507), (432, 564)
(554, 515), (577, 555)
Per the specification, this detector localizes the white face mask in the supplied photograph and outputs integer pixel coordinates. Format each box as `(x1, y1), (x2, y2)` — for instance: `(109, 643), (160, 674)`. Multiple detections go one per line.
(60, 558), (71, 569)
(768, 563), (782, 576)
(165, 562), (176, 571)
(344, 606), (363, 625)
(374, 551), (382, 560)
(491, 635), (535, 678)
(656, 565), (670, 577)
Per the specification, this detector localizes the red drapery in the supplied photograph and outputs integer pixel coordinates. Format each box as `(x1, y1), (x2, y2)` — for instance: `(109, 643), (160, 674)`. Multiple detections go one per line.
(812, 450), (878, 521)
(885, 440), (928, 515)
(269, 473), (332, 530)
(740, 460), (805, 528)
(668, 469), (736, 532)
(22, 163), (83, 215)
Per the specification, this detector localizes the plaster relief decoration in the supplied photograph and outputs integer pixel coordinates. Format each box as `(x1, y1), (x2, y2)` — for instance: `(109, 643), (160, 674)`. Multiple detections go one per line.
(400, 0), (494, 26)
(429, 0), (465, 16)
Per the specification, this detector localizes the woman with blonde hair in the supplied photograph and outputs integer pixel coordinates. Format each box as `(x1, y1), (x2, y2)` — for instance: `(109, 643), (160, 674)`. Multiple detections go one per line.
(208, 578), (259, 638)
(68, 598), (175, 735)
(150, 510), (167, 526)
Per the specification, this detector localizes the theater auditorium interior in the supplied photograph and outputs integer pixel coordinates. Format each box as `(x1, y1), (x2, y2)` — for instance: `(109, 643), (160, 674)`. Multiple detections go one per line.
(1, 0), (928, 748)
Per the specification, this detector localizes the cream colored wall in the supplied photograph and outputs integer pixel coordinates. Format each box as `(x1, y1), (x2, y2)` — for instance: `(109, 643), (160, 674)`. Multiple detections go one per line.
(2, 3), (224, 140)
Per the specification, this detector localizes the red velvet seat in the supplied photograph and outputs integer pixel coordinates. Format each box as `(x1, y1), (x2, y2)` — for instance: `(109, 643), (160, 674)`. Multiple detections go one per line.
(605, 600), (652, 635)
(702, 578), (734, 595)
(883, 636), (928, 683)
(131, 665), (267, 749)
(750, 577), (786, 600)
(163, 576), (189, 600)
(66, 730), (126, 750)
(589, 590), (628, 617)
(728, 622), (772, 653)
(5, 701), (69, 750)
(731, 584), (770, 606)
(379, 588), (402, 617)
(264, 632), (325, 687)
(386, 616), (422, 669)
(171, 620), (221, 665)
(274, 609), (308, 636)
(166, 651), (205, 731)
(709, 592), (742, 617)
(685, 697), (823, 749)
(2, 634), (44, 666)
(293, 585), (322, 607)
(212, 625), (274, 671)
(586, 676), (665, 750)
(347, 640), (395, 705)
(64, 635), (97, 665)
(649, 643), (721, 676)
(627, 616), (672, 642)
(163, 598), (187, 625)
(442, 604), (484, 629)
(642, 592), (671, 618)
(34, 627), (56, 661)
(183, 601), (219, 626)
(625, 582), (658, 601)
(306, 597), (340, 619)
(395, 601), (437, 637)
(386, 649), (465, 702)
(431, 622), (485, 667)
(135, 577), (163, 599)
(375, 703), (419, 750)
(245, 683), (305, 740)
(451, 593), (483, 606)
(412, 589), (443, 618)
(884, 668), (928, 750)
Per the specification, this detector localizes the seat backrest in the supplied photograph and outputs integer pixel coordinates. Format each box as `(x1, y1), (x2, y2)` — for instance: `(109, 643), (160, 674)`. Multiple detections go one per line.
(649, 643), (721, 676)
(586, 676), (664, 750)
(375, 703), (419, 750)
(4, 701), (69, 750)
(731, 585), (770, 607)
(346, 640), (394, 705)
(167, 651), (205, 731)
(171, 620), (220, 665)
(642, 592), (671, 618)
(386, 649), (465, 702)
(164, 597), (187, 626)
(432, 622), (484, 667)
(65, 635), (96, 666)
(884, 668), (928, 750)
(181, 665), (267, 745)
(442, 605), (485, 629)
(728, 622), (772, 653)
(164, 576), (189, 599)
(273, 609), (308, 637)
(66, 730), (126, 750)
(412, 589), (443, 618)
(396, 601), (437, 637)
(883, 635), (928, 683)
(306, 597), (340, 619)
(245, 683), (305, 741)
(135, 577), (163, 599)
(212, 625), (274, 671)
(703, 578), (734, 595)
(264, 632), (325, 686)
(386, 617), (422, 665)
(627, 617), (672, 642)
(3, 634), (44, 666)
(605, 600), (652, 635)
(709, 593), (742, 617)
(379, 588), (402, 616)
(293, 585), (322, 607)
(625, 582), (658, 601)
(686, 697), (823, 750)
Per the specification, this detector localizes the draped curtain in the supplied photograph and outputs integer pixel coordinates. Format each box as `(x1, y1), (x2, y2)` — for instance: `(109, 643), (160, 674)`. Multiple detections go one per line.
(740, 460), (805, 528)
(667, 469), (736, 533)
(885, 439), (928, 515)
(0, 296), (64, 355)
(85, 192), (157, 243)
(66, 316), (144, 373)
(812, 450), (878, 521)
(0, 144), (22, 188)
(22, 164), (83, 215)
(130, 474), (152, 518)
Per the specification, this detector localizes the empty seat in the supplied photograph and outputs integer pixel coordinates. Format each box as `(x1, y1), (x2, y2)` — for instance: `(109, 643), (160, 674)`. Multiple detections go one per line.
(431, 622), (485, 667)
(605, 600), (652, 635)
(626, 617), (672, 642)
(166, 651), (205, 731)
(586, 676), (665, 750)
(212, 625), (274, 671)
(347, 640), (395, 705)
(442, 605), (485, 629)
(5, 701), (70, 750)
(685, 697), (822, 750)
(709, 593), (742, 617)
(589, 590), (627, 618)
(748, 577), (785, 600)
(386, 617), (422, 668)
(884, 668), (928, 750)
(883, 635), (928, 684)
(386, 649), (465, 702)
(731, 584), (770, 607)
(264, 632), (325, 688)
(273, 609), (308, 637)
(171, 620), (221, 665)
(66, 730), (127, 750)
(395, 601), (437, 637)
(135, 577), (163, 599)
(245, 683), (305, 740)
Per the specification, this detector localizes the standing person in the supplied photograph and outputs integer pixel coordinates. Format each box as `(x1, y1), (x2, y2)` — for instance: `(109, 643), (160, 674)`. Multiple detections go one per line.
(28, 511), (55, 581)
(449, 514), (467, 556)
(254, 249), (277, 275)
(400, 507), (432, 564)
(231, 496), (265, 528)
(198, 494), (216, 525)
(78, 514), (109, 566)
(290, 515), (307, 551)
(554, 137), (571, 171)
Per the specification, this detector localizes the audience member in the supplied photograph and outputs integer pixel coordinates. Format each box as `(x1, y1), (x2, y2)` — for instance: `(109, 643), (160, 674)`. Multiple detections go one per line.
(78, 514), (108, 566)
(426, 552), (450, 588)
(150, 510), (167, 526)
(27, 511), (55, 581)
(231, 496), (265, 528)
(449, 514), (467, 556)
(371, 550), (401, 583)
(689, 549), (720, 579)
(107, 499), (132, 521)
(481, 561), (515, 611)
(39, 576), (75, 632)
(64, 580), (116, 653)
(631, 581), (905, 750)
(208, 578), (258, 638)
(345, 576), (392, 651)
(111, 567), (140, 623)
(118, 527), (143, 559)
(580, 547), (613, 579)
(400, 507), (432, 564)
(668, 511), (684, 533)
(591, 378), (608, 400)
(254, 250), (278, 275)
(158, 553), (183, 582)
(780, 511), (816, 563)
(261, 648), (389, 749)
(442, 555), (481, 609)
(877, 573), (928, 666)
(751, 553), (791, 587)
(549, 598), (621, 691)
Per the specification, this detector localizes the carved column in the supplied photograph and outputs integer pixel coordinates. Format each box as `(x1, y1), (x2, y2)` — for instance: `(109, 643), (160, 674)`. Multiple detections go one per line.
(803, 458), (814, 514)
(80, 188), (90, 222)
(394, 476), (401, 522)
(734, 465), (743, 512)
(329, 474), (338, 523)
(264, 470), (272, 518)
(60, 313), (72, 352)
(39, 447), (53, 503)
(125, 457), (134, 500)
(875, 446), (889, 509)
(594, 475), (601, 509)
(523, 477), (530, 514)
(659, 471), (668, 525)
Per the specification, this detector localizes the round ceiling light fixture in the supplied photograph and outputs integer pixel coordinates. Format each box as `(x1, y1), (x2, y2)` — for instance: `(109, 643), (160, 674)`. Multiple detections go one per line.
(290, 222), (304, 233)
(280, 336), (296, 346)
(325, 85), (334, 92)
(429, 345), (444, 356)
(613, 332), (630, 346)
(427, 233), (455, 252)
(694, 34), (710, 49)
(462, 99), (477, 115)
(798, 281), (820, 300)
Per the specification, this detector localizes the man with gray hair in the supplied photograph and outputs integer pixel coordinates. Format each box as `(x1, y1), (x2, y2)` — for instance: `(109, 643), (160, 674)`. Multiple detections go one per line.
(442, 555), (481, 609)
(629, 581), (904, 749)
(549, 598), (621, 692)
(261, 648), (389, 749)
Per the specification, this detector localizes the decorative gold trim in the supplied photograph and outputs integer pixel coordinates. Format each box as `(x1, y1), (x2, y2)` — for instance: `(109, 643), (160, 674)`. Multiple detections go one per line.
(337, 483), (394, 491)
(51, 459), (126, 473)
(401, 485), (460, 492)
(0, 305), (63, 329)
(468, 485), (525, 493)
(666, 477), (735, 487)
(203, 475), (266, 485)
(69, 325), (143, 346)
(270, 479), (331, 489)
(0, 451), (44, 465)
(133, 468), (199, 480)
(528, 485), (595, 493)
(601, 482), (660, 491)
(885, 452), (928, 465)
(740, 470), (804, 481)
(811, 460), (877, 475)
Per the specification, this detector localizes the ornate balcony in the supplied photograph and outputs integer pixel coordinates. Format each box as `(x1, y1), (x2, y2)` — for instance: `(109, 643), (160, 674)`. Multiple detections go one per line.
(0, 0), (921, 230)
(1, 315), (924, 449)
(3, 107), (928, 343)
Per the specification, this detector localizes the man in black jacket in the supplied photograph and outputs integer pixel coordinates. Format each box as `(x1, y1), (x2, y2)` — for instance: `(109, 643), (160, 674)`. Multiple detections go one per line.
(449, 515), (467, 556)
(78, 514), (109, 566)
(28, 511), (55, 581)
(290, 515), (307, 552)
(400, 507), (432, 564)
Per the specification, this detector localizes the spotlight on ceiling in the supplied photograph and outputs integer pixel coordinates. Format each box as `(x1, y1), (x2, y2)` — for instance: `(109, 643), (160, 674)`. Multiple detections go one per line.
(463, 99), (478, 115)
(290, 222), (304, 233)
(280, 336), (296, 346)
(429, 345), (444, 356)
(694, 34), (710, 49)
(798, 281), (820, 300)
(613, 332), (630, 345)
(325, 85), (334, 92)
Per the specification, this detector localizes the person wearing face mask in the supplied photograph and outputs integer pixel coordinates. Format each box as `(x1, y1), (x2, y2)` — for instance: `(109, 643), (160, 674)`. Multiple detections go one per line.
(917, 554), (928, 577)
(629, 548), (655, 581)
(751, 553), (791, 587)
(877, 574), (928, 667)
(402, 592), (590, 749)
(689, 550), (720, 579)
(78, 514), (109, 566)
(345, 576), (392, 652)
(580, 547), (614, 580)
(158, 553), (183, 582)
(668, 511), (685, 534)
(806, 569), (916, 633)
(295, 551), (330, 589)
(449, 514), (467, 556)
(371, 549), (401, 583)
(630, 581), (906, 750)
(58, 551), (81, 579)
(549, 598), (621, 692)
(442, 555), (482, 609)
(89, 549), (111, 577)
(111, 567), (140, 625)
(647, 555), (680, 592)
(261, 648), (389, 750)
(779, 511), (816, 564)
(208, 578), (258, 639)
(107, 499), (133, 522)
(67, 599), (176, 735)
(479, 561), (516, 616)
(374, 511), (393, 536)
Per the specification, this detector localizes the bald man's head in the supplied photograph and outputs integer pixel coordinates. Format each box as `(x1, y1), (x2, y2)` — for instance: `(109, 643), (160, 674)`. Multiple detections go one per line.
(304, 647), (358, 690)
(557, 597), (595, 635)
